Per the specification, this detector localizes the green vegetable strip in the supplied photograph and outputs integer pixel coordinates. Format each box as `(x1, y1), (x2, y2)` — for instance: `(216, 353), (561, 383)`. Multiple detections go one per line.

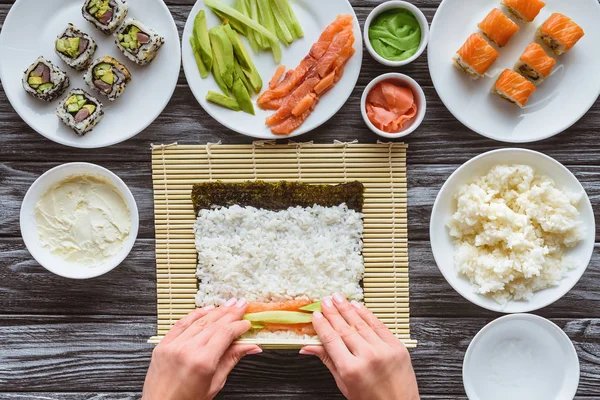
(210, 41), (230, 95)
(243, 311), (314, 324)
(234, 62), (254, 94)
(206, 91), (240, 111)
(212, 8), (247, 35)
(193, 10), (213, 71)
(257, 0), (281, 62)
(204, 0), (279, 43)
(209, 26), (234, 88)
(271, 0), (294, 45)
(279, 0), (303, 39)
(248, 0), (266, 49)
(190, 37), (209, 78)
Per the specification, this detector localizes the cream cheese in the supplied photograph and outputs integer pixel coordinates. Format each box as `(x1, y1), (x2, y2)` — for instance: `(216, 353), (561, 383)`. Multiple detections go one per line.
(34, 175), (131, 265)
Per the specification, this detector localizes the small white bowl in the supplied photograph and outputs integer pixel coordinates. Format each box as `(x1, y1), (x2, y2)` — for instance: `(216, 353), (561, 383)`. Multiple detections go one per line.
(20, 163), (139, 279)
(361, 73), (427, 138)
(430, 149), (595, 313)
(463, 314), (580, 400)
(364, 0), (429, 67)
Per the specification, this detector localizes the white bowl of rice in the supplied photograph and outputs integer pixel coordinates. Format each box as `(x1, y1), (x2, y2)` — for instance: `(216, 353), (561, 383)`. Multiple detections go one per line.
(430, 149), (595, 313)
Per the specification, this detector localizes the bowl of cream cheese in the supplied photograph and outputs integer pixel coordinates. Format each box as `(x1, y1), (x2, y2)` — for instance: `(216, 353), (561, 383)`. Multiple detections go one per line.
(20, 163), (139, 279)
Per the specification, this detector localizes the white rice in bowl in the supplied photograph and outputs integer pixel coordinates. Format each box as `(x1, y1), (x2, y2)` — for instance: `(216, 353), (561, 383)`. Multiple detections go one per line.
(447, 165), (584, 304)
(194, 204), (364, 339)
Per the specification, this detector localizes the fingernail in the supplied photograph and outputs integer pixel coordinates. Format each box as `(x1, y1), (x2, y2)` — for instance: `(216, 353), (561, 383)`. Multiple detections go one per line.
(350, 300), (362, 309)
(299, 349), (314, 355)
(246, 348), (263, 355)
(236, 298), (247, 308)
(313, 311), (324, 319)
(323, 297), (333, 308)
(225, 298), (237, 307)
(203, 305), (215, 311)
(333, 293), (345, 304)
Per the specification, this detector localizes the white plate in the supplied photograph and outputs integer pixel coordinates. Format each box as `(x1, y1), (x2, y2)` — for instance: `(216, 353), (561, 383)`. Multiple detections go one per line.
(0, 0), (180, 148)
(182, 0), (362, 139)
(428, 0), (600, 143)
(463, 314), (580, 400)
(20, 163), (139, 279)
(430, 149), (595, 313)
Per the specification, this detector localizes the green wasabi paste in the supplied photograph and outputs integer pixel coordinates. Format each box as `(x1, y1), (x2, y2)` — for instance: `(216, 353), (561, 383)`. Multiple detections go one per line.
(369, 9), (422, 62)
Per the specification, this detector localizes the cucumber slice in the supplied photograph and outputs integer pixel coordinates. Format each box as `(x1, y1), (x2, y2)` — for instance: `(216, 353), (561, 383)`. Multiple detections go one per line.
(243, 311), (314, 324)
(299, 301), (322, 313)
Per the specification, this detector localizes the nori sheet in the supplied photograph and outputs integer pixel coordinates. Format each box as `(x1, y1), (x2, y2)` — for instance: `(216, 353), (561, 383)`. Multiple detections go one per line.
(191, 181), (365, 214)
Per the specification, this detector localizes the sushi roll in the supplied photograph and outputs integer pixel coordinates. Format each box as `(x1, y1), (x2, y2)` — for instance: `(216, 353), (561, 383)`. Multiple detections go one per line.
(115, 19), (165, 66)
(82, 0), (128, 35)
(22, 57), (70, 102)
(84, 56), (131, 101)
(55, 24), (97, 71)
(478, 8), (520, 47)
(57, 89), (104, 136)
(537, 13), (585, 56)
(514, 42), (556, 86)
(501, 0), (546, 23)
(493, 69), (536, 108)
(453, 33), (499, 79)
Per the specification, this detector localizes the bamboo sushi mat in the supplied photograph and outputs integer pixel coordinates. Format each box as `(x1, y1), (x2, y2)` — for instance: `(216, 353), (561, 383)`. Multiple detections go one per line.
(149, 141), (416, 349)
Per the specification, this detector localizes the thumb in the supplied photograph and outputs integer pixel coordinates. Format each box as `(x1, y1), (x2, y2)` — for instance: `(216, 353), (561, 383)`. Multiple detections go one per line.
(210, 344), (262, 395)
(300, 346), (348, 395)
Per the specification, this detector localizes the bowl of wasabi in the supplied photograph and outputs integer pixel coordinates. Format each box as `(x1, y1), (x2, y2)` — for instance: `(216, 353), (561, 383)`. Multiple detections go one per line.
(364, 1), (429, 67)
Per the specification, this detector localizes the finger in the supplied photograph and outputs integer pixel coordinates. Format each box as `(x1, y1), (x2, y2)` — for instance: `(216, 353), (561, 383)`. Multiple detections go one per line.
(210, 344), (262, 397)
(162, 307), (214, 345)
(300, 346), (347, 394)
(203, 320), (253, 354)
(332, 293), (381, 345)
(322, 296), (368, 355)
(215, 298), (248, 324)
(311, 310), (354, 367)
(195, 298), (250, 349)
(177, 298), (239, 342)
(351, 300), (401, 347)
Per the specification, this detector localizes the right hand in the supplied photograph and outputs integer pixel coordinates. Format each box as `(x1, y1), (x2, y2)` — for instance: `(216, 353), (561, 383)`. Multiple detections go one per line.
(300, 294), (419, 400)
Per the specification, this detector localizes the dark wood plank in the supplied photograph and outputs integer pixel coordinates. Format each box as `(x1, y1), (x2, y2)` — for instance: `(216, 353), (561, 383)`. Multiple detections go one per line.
(1, 396), (598, 400)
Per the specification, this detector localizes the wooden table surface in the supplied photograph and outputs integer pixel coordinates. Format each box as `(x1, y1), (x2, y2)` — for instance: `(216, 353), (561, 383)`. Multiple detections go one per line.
(1, 0), (599, 398)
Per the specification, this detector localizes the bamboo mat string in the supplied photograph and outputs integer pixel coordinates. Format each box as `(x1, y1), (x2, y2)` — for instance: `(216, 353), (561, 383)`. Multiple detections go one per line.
(206, 141), (222, 182)
(157, 143), (175, 326)
(251, 140), (276, 181)
(334, 140), (358, 184)
(288, 140), (313, 181)
(384, 142), (400, 335)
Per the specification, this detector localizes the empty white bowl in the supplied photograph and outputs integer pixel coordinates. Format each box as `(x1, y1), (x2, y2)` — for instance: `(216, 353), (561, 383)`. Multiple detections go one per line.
(364, 0), (429, 67)
(20, 163), (139, 279)
(430, 148), (595, 313)
(361, 73), (427, 138)
(463, 314), (580, 400)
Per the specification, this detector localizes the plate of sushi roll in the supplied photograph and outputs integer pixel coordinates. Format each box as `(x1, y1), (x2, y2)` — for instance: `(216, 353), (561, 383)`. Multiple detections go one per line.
(0, 0), (180, 148)
(428, 0), (600, 143)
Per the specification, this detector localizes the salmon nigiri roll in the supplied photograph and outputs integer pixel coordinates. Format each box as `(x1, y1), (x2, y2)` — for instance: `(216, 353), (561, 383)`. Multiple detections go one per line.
(501, 0), (545, 22)
(493, 69), (536, 107)
(537, 13), (585, 55)
(478, 8), (520, 47)
(453, 33), (500, 79)
(515, 43), (556, 85)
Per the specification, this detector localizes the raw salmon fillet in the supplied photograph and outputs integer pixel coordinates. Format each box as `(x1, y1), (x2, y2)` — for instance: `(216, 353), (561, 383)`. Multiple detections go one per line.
(502, 0), (545, 22)
(478, 8), (520, 47)
(246, 299), (313, 314)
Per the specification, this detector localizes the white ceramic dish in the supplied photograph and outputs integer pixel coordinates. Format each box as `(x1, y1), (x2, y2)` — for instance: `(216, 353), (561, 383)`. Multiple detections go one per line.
(430, 148), (595, 313)
(20, 163), (139, 279)
(428, 0), (600, 143)
(463, 314), (580, 400)
(364, 0), (429, 67)
(182, 0), (362, 139)
(0, 0), (180, 148)
(360, 73), (426, 138)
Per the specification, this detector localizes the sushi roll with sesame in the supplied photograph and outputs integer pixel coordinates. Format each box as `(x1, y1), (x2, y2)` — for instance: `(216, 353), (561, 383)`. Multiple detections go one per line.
(55, 24), (97, 71)
(57, 89), (104, 136)
(22, 57), (70, 102)
(115, 19), (165, 65)
(82, 0), (128, 35)
(84, 56), (131, 101)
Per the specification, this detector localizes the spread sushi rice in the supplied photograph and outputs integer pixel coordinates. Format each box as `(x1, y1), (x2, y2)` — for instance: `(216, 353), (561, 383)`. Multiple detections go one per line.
(194, 204), (364, 339)
(447, 165), (584, 304)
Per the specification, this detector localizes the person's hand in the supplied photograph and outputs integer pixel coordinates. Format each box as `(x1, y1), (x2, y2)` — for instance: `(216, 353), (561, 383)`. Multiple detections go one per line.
(300, 294), (419, 400)
(142, 298), (262, 400)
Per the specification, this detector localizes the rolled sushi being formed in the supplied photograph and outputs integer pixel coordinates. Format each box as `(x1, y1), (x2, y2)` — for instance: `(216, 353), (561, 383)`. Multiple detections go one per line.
(22, 57), (70, 102)
(84, 56), (132, 101)
(493, 69), (536, 108)
(56, 89), (104, 136)
(82, 0), (128, 35)
(514, 42), (556, 86)
(115, 19), (165, 65)
(55, 24), (97, 71)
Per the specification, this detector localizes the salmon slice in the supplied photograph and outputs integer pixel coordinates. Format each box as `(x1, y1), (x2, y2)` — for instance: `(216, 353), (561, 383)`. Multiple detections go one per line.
(246, 299), (313, 314)
(265, 77), (320, 126)
(454, 33), (499, 77)
(538, 13), (585, 55)
(501, 0), (545, 22)
(478, 8), (519, 47)
(269, 65), (286, 89)
(257, 54), (317, 107)
(314, 71), (335, 94)
(292, 93), (317, 116)
(313, 28), (354, 78)
(271, 98), (318, 135)
(309, 14), (353, 59)
(264, 323), (317, 336)
(516, 42), (556, 84)
(493, 69), (536, 107)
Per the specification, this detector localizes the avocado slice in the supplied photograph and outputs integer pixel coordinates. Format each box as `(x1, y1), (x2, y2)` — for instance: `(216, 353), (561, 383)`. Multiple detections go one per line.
(65, 95), (78, 105)
(206, 91), (240, 111)
(234, 62), (253, 95)
(67, 103), (81, 113)
(299, 301), (322, 313)
(250, 322), (265, 329)
(223, 24), (251, 70)
(243, 311), (314, 324)
(209, 26), (234, 88)
(190, 36), (209, 78)
(83, 104), (96, 114)
(37, 83), (54, 93)
(231, 77), (254, 115)
(100, 70), (115, 84)
(193, 10), (213, 71)
(28, 76), (43, 86)
(211, 48), (230, 95)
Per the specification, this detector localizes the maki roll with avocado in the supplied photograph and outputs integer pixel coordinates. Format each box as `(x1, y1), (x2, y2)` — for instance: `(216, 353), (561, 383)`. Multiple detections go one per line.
(84, 56), (131, 101)
(56, 89), (104, 136)
(55, 24), (97, 71)
(82, 0), (128, 35)
(115, 19), (165, 65)
(22, 57), (70, 102)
